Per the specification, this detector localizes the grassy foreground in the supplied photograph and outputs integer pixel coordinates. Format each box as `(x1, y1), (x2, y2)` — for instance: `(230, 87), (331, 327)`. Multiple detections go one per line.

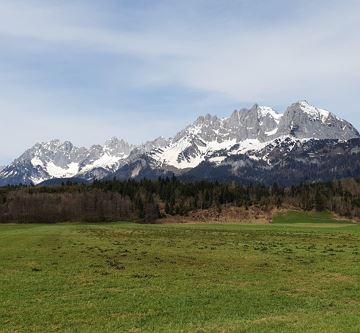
(1, 214), (360, 332)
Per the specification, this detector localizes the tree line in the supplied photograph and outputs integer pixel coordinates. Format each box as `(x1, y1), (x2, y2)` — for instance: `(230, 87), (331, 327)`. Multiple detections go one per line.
(0, 177), (360, 223)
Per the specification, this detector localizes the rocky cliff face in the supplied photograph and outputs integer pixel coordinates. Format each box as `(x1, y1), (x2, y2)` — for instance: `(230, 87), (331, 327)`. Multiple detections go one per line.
(0, 100), (359, 186)
(276, 101), (358, 140)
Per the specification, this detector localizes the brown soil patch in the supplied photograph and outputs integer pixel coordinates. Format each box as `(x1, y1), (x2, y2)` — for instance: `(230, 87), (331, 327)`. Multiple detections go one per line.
(159, 206), (273, 224)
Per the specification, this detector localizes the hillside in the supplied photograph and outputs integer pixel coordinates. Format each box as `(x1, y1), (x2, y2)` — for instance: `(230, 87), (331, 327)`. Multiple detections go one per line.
(1, 178), (360, 223)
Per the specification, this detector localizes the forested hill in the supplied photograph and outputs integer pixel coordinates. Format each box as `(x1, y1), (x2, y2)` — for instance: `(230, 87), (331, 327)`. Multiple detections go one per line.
(1, 177), (360, 223)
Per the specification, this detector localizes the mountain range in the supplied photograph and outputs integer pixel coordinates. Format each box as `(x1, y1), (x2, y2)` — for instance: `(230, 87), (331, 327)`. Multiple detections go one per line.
(1, 100), (359, 186)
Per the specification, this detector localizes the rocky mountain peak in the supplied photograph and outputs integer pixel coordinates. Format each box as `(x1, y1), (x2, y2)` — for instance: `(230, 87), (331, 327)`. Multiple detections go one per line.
(40, 139), (74, 151)
(104, 137), (134, 156)
(129, 137), (170, 157)
(143, 137), (169, 150)
(194, 114), (219, 126)
(287, 100), (330, 122)
(279, 101), (359, 140)
(256, 105), (283, 123)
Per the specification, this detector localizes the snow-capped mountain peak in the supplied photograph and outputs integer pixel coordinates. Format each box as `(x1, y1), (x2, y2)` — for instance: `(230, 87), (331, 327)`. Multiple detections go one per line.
(279, 101), (359, 140)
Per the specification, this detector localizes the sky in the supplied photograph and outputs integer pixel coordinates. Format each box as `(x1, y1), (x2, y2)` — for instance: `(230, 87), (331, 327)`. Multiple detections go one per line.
(0, 0), (359, 165)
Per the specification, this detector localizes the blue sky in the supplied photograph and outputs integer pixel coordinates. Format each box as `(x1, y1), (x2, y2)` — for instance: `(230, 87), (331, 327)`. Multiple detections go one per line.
(0, 0), (359, 164)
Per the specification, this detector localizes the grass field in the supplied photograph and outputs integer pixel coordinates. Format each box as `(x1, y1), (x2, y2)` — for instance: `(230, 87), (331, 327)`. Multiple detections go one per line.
(1, 212), (360, 332)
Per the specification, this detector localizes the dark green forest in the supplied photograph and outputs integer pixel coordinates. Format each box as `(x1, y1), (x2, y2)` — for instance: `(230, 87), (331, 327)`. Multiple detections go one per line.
(1, 177), (360, 223)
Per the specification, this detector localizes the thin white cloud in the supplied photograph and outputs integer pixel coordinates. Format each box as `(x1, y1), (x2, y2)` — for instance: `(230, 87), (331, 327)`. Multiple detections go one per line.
(0, 2), (193, 57)
(0, 0), (359, 164)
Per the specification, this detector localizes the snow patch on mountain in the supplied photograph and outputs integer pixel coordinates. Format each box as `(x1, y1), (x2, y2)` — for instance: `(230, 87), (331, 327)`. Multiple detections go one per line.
(257, 106), (283, 123)
(154, 137), (238, 169)
(230, 139), (270, 154)
(46, 162), (79, 178)
(80, 153), (127, 174)
(31, 157), (44, 168)
(265, 128), (278, 136)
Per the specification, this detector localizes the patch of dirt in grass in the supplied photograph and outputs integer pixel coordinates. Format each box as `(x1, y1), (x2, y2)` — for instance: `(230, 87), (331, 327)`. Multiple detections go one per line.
(105, 287), (127, 293)
(109, 309), (161, 321)
(315, 272), (356, 283)
(291, 286), (324, 296)
(160, 207), (272, 224)
(191, 314), (292, 333)
(225, 280), (260, 288)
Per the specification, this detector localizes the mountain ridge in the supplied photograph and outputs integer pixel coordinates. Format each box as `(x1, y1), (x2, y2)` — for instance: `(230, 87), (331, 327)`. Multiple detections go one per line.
(1, 100), (359, 186)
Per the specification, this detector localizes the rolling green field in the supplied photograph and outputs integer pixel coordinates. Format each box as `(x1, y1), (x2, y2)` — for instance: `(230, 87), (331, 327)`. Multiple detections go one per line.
(1, 213), (360, 332)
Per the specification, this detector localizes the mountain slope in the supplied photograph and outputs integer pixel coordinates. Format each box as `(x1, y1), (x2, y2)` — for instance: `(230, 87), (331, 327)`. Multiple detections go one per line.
(181, 138), (360, 186)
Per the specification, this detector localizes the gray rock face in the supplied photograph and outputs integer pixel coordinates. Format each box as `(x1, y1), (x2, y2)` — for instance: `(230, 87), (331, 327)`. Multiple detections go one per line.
(276, 101), (359, 140)
(140, 137), (169, 152)
(172, 104), (282, 145)
(104, 137), (135, 156)
(0, 100), (359, 186)
(222, 104), (282, 141)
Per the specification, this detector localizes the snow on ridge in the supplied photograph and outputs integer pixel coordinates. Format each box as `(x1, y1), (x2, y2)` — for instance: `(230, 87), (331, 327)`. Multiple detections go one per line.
(153, 136), (237, 169)
(154, 134), (309, 170)
(298, 100), (330, 122)
(79, 153), (127, 174)
(257, 106), (283, 123)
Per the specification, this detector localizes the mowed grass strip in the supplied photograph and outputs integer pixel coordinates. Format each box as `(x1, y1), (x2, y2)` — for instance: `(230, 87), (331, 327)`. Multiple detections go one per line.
(1, 215), (360, 332)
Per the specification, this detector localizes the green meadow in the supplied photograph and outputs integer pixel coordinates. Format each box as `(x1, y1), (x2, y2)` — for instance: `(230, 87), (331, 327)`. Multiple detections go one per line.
(1, 213), (360, 332)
